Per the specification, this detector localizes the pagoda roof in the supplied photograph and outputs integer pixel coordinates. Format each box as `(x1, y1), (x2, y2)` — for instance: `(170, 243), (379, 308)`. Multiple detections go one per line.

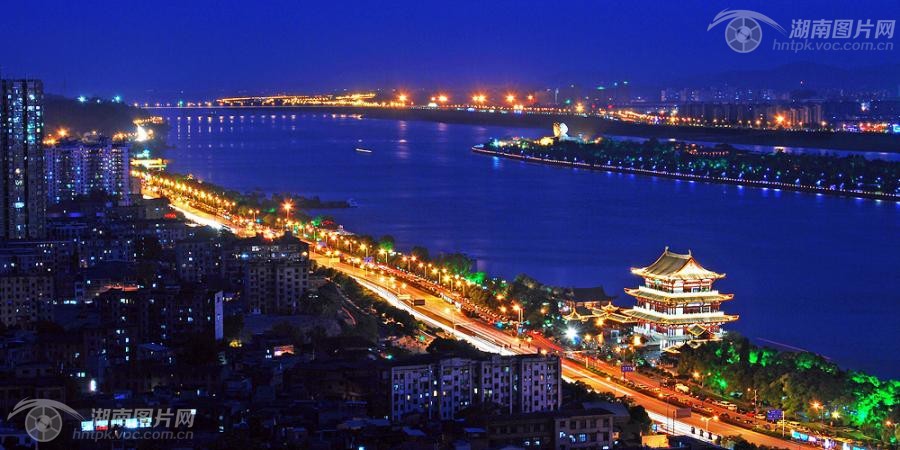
(565, 286), (615, 303)
(596, 304), (640, 323)
(631, 247), (725, 281)
(563, 303), (639, 324)
(562, 305), (600, 322)
(624, 288), (733, 304)
(621, 309), (738, 325)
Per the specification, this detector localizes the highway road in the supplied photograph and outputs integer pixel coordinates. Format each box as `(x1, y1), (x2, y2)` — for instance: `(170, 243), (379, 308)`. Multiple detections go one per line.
(157, 191), (802, 449)
(310, 253), (802, 449)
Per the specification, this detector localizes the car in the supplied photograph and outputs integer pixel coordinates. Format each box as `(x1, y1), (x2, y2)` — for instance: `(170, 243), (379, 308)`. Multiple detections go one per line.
(755, 414), (767, 420)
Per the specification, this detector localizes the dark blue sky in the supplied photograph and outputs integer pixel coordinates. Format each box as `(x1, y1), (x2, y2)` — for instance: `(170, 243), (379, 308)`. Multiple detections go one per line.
(2, 0), (897, 100)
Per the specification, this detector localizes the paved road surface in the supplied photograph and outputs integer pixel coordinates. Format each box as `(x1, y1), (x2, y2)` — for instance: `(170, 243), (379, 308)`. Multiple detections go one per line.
(157, 192), (802, 449)
(312, 254), (802, 449)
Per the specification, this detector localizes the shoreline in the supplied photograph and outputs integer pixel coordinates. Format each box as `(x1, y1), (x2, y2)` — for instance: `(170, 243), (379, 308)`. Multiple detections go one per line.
(145, 105), (900, 154)
(472, 146), (900, 202)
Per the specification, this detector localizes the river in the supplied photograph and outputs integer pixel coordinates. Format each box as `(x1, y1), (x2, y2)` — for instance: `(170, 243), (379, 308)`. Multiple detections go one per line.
(160, 110), (900, 378)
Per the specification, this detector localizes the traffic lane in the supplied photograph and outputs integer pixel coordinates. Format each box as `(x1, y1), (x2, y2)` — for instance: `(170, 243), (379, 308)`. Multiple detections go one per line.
(563, 361), (795, 448)
(312, 255), (796, 448)
(160, 197), (795, 449)
(384, 272), (772, 431)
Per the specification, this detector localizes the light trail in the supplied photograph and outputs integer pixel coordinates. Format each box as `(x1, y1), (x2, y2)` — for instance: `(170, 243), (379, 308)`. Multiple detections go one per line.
(169, 203), (227, 230)
(157, 189), (805, 449)
(352, 276), (514, 356)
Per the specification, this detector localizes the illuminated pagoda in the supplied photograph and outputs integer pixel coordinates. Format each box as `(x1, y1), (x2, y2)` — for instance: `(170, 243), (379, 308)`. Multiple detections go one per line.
(559, 286), (615, 322)
(622, 247), (737, 350)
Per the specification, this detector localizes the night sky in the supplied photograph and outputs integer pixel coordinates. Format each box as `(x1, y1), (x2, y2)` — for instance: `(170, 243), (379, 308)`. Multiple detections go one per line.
(2, 0), (898, 99)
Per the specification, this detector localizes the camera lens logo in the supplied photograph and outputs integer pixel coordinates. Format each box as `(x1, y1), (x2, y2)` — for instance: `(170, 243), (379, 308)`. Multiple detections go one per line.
(725, 17), (762, 52)
(7, 399), (85, 442)
(708, 9), (787, 53)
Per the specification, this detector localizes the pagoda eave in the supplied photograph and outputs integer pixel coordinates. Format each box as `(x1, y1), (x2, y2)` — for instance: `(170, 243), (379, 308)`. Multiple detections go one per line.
(622, 309), (739, 325)
(624, 288), (734, 304)
(630, 268), (726, 281)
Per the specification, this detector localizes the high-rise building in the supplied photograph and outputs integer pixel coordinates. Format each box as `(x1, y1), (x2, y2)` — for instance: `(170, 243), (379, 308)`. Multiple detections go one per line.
(622, 247), (738, 350)
(94, 285), (224, 364)
(0, 79), (46, 239)
(230, 233), (310, 314)
(45, 136), (132, 204)
(389, 354), (562, 422)
(0, 273), (54, 327)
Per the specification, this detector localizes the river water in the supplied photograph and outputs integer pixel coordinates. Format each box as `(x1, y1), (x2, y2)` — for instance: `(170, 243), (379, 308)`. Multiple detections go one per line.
(161, 110), (900, 378)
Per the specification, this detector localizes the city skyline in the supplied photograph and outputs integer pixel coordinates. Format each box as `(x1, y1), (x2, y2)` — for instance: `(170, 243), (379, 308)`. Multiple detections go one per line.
(2, 0), (898, 99)
(0, 2), (896, 448)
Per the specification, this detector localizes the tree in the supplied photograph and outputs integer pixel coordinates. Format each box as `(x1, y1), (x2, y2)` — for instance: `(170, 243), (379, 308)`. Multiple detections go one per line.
(378, 235), (395, 252)
(426, 338), (486, 359)
(627, 405), (652, 433)
(410, 246), (430, 261)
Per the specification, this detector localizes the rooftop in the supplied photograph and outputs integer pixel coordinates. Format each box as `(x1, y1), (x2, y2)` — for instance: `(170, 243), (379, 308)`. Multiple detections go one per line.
(564, 286), (615, 303)
(631, 247), (724, 281)
(624, 287), (733, 304)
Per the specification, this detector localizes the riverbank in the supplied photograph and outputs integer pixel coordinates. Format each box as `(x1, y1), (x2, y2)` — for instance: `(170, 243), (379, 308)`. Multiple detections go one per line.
(156, 110), (900, 379)
(472, 145), (900, 202)
(140, 169), (898, 448)
(145, 105), (900, 153)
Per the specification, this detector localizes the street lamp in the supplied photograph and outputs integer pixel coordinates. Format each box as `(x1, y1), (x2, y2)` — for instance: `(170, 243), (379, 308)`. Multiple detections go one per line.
(282, 200), (293, 224)
(512, 304), (523, 324)
(743, 388), (760, 415)
(692, 371), (706, 388)
(700, 416), (718, 438)
(811, 401), (823, 423)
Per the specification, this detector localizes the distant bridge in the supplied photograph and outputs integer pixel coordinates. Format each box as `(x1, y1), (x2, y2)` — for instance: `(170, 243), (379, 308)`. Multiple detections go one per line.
(148, 92), (381, 109)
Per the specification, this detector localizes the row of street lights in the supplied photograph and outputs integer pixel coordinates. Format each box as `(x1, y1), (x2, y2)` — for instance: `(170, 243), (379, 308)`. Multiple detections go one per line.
(393, 92), (537, 107)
